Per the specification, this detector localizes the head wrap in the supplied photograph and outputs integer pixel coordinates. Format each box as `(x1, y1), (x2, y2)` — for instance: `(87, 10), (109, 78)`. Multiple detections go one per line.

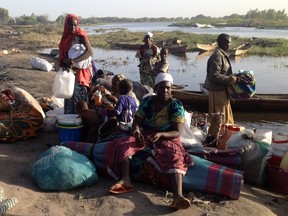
(144, 32), (153, 38)
(154, 73), (173, 87)
(58, 14), (89, 66)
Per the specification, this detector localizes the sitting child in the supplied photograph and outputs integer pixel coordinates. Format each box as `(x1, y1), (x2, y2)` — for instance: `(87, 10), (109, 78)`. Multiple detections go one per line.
(76, 100), (103, 143)
(111, 79), (138, 125)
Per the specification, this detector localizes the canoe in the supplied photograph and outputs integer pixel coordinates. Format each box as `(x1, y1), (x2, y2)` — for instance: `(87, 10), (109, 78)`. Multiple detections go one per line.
(229, 43), (252, 56)
(109, 41), (187, 53)
(196, 42), (252, 56)
(172, 89), (288, 112)
(196, 43), (217, 51)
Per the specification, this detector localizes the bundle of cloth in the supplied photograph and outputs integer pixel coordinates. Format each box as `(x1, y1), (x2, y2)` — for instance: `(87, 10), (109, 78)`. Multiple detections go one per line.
(0, 87), (45, 142)
(227, 70), (256, 100)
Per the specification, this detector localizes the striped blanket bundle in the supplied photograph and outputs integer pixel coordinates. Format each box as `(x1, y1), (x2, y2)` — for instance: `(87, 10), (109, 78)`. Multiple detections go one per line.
(228, 70), (256, 100)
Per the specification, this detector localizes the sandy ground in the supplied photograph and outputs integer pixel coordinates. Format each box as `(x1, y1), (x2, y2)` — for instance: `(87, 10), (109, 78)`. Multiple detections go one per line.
(0, 28), (288, 216)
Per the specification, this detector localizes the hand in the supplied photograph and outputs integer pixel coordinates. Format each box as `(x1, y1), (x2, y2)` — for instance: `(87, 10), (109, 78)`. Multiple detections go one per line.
(147, 132), (162, 143)
(237, 77), (247, 84)
(133, 130), (145, 145)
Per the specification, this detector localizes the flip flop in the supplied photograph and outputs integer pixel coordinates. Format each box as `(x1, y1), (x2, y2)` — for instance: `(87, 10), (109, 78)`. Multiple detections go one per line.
(170, 196), (190, 210)
(108, 183), (134, 195)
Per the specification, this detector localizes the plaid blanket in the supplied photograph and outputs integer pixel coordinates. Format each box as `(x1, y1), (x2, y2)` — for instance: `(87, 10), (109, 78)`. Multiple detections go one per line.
(62, 136), (243, 200)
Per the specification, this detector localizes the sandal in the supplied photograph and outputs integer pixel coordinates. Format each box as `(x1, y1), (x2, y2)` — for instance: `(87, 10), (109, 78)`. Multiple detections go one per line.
(170, 196), (190, 210)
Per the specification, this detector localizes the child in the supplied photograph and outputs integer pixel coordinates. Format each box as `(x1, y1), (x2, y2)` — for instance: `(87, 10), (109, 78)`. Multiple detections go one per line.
(111, 79), (138, 124)
(76, 100), (103, 142)
(153, 47), (169, 80)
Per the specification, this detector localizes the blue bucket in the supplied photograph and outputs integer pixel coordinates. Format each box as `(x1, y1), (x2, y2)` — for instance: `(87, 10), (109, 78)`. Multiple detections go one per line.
(57, 124), (83, 142)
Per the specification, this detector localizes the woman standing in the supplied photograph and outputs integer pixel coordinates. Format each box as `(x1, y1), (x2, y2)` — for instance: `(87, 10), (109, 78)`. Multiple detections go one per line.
(58, 14), (93, 114)
(135, 32), (160, 88)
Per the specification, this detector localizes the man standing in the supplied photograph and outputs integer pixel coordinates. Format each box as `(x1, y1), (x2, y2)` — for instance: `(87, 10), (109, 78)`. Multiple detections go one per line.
(203, 33), (239, 143)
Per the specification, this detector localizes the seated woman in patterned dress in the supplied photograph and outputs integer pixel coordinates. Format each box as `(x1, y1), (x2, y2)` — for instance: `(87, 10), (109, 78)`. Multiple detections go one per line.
(106, 73), (193, 210)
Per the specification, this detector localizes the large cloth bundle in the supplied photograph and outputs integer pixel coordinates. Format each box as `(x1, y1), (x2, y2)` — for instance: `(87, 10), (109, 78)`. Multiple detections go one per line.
(187, 147), (243, 169)
(31, 146), (98, 191)
(61, 135), (243, 199)
(0, 87), (45, 142)
(183, 155), (243, 200)
(227, 70), (256, 100)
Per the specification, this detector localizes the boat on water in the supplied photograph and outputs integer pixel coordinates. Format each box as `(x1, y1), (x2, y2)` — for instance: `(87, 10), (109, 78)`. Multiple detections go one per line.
(229, 43), (253, 56)
(195, 23), (214, 28)
(172, 89), (288, 112)
(109, 41), (187, 54)
(196, 42), (252, 56)
(196, 43), (217, 51)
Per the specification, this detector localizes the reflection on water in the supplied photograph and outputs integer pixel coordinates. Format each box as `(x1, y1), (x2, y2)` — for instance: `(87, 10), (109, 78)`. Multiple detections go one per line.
(42, 44), (288, 133)
(235, 112), (288, 134)
(90, 47), (288, 133)
(85, 22), (288, 39)
(92, 47), (288, 94)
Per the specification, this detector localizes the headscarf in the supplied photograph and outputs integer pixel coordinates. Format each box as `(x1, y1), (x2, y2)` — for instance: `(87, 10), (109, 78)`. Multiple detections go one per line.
(154, 72), (173, 87)
(144, 32), (153, 38)
(58, 14), (89, 66)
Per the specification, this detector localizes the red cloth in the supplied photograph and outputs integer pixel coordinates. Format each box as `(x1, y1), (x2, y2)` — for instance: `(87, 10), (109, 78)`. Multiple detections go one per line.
(104, 131), (193, 180)
(58, 14), (91, 87)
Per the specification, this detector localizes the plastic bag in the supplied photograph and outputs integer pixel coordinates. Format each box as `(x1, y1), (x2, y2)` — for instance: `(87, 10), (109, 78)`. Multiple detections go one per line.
(68, 44), (92, 69)
(31, 56), (53, 72)
(31, 146), (98, 191)
(180, 111), (203, 148)
(52, 68), (75, 99)
(227, 128), (272, 186)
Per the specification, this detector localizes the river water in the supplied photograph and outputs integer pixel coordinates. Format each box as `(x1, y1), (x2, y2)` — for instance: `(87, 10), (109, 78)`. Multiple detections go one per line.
(49, 22), (288, 132)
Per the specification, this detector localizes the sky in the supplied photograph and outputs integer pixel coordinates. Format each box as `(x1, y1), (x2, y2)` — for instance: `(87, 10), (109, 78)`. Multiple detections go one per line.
(1, 0), (288, 21)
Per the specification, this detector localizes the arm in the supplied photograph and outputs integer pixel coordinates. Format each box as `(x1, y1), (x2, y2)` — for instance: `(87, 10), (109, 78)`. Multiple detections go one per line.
(132, 114), (145, 145)
(208, 52), (237, 85)
(149, 122), (184, 142)
(71, 35), (93, 64)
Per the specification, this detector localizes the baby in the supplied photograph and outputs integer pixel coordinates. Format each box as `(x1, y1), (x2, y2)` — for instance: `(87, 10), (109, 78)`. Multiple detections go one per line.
(76, 100), (103, 143)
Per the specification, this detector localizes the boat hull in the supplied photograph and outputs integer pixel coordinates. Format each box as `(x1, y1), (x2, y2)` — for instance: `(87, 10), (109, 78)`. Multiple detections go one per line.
(110, 42), (187, 53)
(172, 90), (288, 112)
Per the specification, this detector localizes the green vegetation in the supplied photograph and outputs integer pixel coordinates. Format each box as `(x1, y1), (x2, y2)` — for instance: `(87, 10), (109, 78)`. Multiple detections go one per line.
(5, 25), (288, 57)
(91, 30), (288, 57)
(170, 9), (288, 28)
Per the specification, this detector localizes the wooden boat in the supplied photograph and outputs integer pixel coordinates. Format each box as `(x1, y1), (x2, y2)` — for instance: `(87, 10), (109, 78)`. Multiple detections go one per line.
(229, 43), (252, 56)
(172, 89), (288, 112)
(196, 43), (217, 51)
(109, 41), (187, 53)
(196, 42), (252, 56)
(195, 23), (214, 28)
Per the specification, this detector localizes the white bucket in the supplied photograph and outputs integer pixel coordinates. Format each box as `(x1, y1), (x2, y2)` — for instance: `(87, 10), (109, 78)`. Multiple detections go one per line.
(57, 114), (82, 127)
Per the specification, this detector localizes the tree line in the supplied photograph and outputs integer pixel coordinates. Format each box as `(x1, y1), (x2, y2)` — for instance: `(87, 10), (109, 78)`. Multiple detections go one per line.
(0, 8), (287, 27)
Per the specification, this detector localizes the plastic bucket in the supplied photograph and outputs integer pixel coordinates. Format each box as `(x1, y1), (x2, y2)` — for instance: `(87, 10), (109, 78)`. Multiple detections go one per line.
(57, 114), (82, 127)
(57, 124), (83, 142)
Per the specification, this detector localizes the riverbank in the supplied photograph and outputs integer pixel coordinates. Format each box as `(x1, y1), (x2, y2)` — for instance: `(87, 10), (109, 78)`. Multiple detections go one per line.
(0, 25), (288, 216)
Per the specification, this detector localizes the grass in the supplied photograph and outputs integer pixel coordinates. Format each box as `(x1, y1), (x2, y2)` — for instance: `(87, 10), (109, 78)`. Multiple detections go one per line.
(4, 25), (288, 56)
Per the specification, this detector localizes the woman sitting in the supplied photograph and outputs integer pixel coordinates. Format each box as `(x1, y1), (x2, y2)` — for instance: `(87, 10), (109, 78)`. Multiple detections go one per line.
(107, 73), (193, 210)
